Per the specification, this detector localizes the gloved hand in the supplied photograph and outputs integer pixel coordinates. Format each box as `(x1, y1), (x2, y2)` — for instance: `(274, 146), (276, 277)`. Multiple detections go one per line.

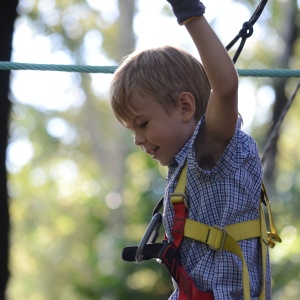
(167, 0), (205, 25)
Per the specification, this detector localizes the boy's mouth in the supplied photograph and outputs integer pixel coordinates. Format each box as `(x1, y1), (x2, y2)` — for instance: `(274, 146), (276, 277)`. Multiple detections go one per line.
(148, 146), (159, 156)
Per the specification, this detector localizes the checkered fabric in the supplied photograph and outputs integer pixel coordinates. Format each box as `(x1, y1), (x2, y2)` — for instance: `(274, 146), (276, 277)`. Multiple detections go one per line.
(162, 117), (271, 300)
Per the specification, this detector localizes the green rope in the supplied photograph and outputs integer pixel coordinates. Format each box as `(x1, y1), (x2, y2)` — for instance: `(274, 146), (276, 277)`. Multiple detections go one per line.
(0, 62), (117, 74)
(1, 61), (300, 77)
(237, 69), (300, 78)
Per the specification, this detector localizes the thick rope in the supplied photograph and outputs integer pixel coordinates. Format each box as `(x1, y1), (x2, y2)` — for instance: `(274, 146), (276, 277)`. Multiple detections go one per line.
(0, 62), (300, 77)
(236, 69), (300, 78)
(0, 61), (117, 73)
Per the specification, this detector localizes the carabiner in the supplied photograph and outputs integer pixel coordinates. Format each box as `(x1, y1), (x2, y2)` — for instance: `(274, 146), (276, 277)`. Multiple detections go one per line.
(135, 212), (162, 262)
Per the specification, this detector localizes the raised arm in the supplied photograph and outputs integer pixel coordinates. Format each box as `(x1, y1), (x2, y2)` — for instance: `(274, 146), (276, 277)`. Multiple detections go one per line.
(185, 17), (239, 143)
(167, 0), (239, 145)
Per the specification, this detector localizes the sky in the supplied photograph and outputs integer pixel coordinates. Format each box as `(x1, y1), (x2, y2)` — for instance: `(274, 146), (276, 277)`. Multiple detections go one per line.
(8, 0), (275, 169)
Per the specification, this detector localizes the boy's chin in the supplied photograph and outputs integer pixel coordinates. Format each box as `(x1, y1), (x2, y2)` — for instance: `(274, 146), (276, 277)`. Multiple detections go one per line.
(156, 158), (172, 167)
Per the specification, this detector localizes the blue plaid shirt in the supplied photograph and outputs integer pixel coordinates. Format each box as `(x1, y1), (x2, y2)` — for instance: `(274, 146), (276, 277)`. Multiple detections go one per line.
(162, 117), (270, 300)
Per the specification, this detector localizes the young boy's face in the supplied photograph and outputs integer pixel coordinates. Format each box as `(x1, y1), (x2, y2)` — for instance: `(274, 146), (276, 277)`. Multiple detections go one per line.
(125, 93), (195, 166)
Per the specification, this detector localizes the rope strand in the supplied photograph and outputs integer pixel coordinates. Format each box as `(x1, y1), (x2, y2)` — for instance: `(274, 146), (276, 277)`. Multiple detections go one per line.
(0, 61), (117, 73)
(1, 62), (300, 77)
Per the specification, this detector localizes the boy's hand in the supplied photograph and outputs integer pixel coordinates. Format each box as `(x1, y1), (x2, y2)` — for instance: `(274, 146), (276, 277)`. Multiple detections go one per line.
(167, 0), (205, 25)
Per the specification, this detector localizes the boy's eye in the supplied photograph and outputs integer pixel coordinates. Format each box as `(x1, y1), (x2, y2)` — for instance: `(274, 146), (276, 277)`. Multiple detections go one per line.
(140, 121), (148, 129)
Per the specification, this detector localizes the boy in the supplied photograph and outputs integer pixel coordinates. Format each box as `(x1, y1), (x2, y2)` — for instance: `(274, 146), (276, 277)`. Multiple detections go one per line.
(110, 0), (270, 299)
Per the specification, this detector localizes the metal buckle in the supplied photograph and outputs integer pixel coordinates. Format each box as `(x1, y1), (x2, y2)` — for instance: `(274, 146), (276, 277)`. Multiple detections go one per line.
(170, 192), (189, 209)
(209, 225), (227, 251)
(135, 213), (162, 262)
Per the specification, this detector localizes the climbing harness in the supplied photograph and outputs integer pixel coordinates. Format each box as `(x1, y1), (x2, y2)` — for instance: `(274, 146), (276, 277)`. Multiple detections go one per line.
(122, 163), (282, 300)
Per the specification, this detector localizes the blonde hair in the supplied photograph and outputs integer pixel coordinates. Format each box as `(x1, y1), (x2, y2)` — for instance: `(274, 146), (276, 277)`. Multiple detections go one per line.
(109, 45), (211, 125)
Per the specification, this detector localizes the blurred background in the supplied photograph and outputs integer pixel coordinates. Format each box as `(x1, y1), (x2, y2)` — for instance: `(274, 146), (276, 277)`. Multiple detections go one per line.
(1, 0), (300, 299)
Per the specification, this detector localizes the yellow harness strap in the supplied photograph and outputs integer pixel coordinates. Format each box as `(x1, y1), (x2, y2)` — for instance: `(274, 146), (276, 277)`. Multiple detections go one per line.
(171, 163), (282, 300)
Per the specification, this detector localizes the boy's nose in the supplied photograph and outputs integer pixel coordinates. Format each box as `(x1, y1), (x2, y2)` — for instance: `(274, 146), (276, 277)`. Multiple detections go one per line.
(134, 133), (145, 146)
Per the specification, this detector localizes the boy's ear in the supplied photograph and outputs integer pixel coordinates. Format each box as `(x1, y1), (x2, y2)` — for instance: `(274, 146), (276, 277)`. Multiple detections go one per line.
(177, 92), (196, 122)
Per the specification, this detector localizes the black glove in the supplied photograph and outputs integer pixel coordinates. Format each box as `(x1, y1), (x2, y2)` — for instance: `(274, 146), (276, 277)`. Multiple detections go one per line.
(167, 0), (205, 25)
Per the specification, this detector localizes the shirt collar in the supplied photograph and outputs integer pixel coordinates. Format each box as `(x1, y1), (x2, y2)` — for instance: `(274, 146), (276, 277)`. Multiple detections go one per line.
(167, 115), (243, 173)
(168, 118), (204, 168)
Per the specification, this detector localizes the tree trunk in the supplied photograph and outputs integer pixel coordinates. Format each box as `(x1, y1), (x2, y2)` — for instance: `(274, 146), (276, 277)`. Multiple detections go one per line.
(116, 0), (135, 61)
(0, 1), (18, 299)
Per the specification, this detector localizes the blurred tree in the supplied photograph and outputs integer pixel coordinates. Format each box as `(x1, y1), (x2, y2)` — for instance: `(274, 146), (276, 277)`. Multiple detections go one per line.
(262, 0), (299, 181)
(0, 1), (18, 299)
(6, 0), (300, 300)
(7, 0), (171, 299)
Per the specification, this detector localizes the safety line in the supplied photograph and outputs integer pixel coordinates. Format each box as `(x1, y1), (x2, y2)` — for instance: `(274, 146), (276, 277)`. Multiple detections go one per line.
(0, 61), (300, 78)
(0, 62), (117, 74)
(237, 69), (300, 78)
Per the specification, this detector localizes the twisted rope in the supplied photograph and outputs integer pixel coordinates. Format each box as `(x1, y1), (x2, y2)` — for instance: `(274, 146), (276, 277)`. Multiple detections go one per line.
(0, 61), (117, 73)
(1, 62), (300, 77)
(237, 69), (300, 78)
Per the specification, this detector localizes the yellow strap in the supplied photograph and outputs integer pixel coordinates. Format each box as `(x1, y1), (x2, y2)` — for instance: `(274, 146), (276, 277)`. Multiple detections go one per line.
(184, 219), (261, 300)
(170, 163), (252, 299)
(258, 204), (268, 300)
(170, 163), (188, 205)
(184, 218), (261, 243)
(174, 163), (187, 194)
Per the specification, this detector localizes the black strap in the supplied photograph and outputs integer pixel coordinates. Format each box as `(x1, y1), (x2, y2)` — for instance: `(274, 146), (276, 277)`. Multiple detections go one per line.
(122, 243), (165, 262)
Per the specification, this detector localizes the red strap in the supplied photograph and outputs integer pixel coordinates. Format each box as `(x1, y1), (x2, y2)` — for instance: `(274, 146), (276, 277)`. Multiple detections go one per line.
(164, 201), (214, 300)
(171, 202), (187, 248)
(178, 270), (214, 300)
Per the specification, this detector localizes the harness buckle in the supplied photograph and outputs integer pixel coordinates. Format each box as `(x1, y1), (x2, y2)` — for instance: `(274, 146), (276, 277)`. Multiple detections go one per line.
(170, 192), (189, 209)
(209, 225), (227, 251)
(135, 213), (162, 262)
